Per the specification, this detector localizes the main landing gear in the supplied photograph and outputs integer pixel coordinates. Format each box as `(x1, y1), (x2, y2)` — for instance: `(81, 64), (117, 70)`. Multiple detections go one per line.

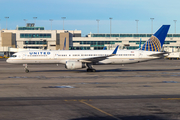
(86, 64), (96, 72)
(23, 64), (29, 73)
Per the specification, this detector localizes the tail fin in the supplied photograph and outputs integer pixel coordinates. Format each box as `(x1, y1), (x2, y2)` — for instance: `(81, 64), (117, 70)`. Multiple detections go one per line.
(63, 37), (66, 50)
(140, 25), (170, 52)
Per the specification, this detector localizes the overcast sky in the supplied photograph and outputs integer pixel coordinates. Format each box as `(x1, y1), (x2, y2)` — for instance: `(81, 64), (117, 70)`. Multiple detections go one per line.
(0, 0), (179, 36)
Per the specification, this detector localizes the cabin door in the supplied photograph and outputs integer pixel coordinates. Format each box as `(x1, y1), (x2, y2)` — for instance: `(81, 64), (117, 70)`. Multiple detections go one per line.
(54, 54), (58, 59)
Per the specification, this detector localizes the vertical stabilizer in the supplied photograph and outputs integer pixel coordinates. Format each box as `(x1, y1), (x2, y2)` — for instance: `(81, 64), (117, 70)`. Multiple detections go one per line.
(140, 25), (170, 51)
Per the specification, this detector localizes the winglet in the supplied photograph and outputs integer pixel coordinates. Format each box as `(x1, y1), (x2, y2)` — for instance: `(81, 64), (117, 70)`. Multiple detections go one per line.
(103, 46), (107, 50)
(112, 45), (119, 55)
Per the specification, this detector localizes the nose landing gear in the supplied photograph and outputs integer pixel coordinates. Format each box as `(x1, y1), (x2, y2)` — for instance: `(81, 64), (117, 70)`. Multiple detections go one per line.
(23, 64), (29, 73)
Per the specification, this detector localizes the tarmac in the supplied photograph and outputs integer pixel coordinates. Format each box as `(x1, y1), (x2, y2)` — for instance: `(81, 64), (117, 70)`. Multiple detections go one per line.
(0, 58), (180, 120)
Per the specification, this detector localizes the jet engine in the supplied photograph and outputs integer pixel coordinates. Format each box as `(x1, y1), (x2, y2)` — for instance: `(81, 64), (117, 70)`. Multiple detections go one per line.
(65, 61), (86, 70)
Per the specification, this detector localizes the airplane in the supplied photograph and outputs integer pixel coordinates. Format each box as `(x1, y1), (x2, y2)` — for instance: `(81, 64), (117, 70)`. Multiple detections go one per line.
(6, 25), (170, 73)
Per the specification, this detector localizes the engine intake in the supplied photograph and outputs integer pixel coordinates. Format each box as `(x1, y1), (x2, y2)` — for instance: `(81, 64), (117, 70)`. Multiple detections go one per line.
(65, 61), (86, 70)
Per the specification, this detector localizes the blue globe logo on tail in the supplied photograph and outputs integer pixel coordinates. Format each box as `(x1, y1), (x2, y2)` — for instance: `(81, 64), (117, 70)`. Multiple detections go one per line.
(141, 35), (161, 51)
(140, 25), (170, 52)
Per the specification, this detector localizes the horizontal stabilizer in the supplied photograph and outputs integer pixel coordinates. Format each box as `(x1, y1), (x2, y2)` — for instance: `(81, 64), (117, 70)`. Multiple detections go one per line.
(149, 51), (169, 57)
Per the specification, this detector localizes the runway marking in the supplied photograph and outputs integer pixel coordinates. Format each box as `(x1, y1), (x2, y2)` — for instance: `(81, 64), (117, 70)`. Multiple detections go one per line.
(64, 99), (120, 119)
(80, 100), (121, 120)
(161, 98), (180, 100)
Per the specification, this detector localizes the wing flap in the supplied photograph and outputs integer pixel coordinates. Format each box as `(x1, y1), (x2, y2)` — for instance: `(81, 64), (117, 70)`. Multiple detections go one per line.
(78, 45), (119, 63)
(78, 56), (110, 63)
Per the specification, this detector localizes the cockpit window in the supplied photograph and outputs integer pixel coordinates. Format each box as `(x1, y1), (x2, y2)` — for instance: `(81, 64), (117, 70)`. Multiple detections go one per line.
(12, 55), (17, 57)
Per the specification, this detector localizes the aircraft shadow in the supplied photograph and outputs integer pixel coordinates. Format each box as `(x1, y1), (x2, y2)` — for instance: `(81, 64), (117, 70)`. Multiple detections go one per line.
(96, 68), (180, 72)
(31, 68), (180, 73)
(70, 115), (167, 120)
(32, 69), (86, 73)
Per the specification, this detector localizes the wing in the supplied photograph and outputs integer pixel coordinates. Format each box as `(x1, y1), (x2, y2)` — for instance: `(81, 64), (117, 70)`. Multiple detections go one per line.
(78, 45), (119, 63)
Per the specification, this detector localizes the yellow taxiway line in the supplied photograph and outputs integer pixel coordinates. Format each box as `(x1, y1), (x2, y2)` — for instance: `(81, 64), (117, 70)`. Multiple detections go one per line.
(64, 99), (121, 120)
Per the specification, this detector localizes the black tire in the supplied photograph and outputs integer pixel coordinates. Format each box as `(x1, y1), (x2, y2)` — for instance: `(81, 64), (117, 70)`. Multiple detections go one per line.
(25, 69), (29, 73)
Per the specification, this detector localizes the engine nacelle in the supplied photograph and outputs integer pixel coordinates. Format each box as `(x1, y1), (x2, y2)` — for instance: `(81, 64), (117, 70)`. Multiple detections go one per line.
(65, 61), (86, 70)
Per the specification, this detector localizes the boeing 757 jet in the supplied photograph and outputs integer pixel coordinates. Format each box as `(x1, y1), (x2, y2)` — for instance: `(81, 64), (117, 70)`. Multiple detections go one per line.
(6, 25), (170, 72)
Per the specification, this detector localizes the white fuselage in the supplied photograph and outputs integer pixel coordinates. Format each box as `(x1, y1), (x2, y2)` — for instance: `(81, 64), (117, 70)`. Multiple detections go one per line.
(7, 50), (160, 65)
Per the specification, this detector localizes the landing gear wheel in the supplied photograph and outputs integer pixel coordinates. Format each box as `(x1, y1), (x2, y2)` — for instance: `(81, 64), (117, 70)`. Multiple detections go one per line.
(87, 69), (96, 72)
(86, 64), (96, 72)
(92, 69), (96, 72)
(25, 69), (29, 73)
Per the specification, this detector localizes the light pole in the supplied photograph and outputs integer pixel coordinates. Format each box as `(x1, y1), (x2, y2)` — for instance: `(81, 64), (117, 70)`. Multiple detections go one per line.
(61, 17), (66, 30)
(24, 19), (28, 26)
(49, 19), (53, 30)
(5, 17), (9, 30)
(174, 20), (177, 34)
(109, 17), (113, 37)
(150, 18), (154, 34)
(135, 20), (139, 33)
(33, 17), (37, 25)
(96, 19), (100, 33)
(0, 19), (3, 55)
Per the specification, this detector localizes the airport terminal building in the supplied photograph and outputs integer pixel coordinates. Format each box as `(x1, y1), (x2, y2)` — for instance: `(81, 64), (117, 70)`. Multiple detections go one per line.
(0, 23), (180, 56)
